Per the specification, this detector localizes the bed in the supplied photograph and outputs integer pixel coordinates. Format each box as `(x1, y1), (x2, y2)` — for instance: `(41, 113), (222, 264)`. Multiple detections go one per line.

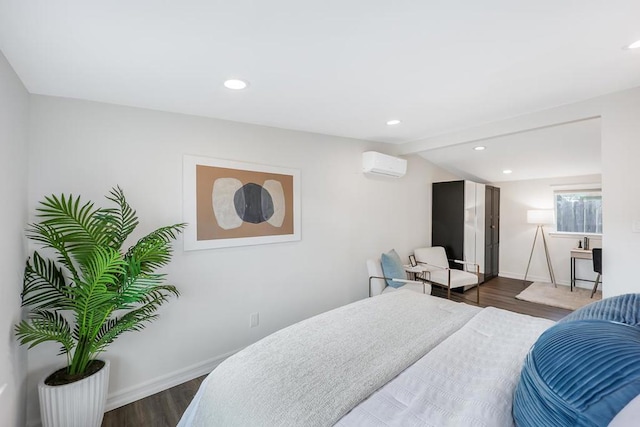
(178, 291), (555, 426)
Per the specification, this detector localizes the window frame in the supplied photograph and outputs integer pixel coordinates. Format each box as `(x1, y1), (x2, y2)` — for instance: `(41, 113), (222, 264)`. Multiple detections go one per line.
(552, 186), (603, 236)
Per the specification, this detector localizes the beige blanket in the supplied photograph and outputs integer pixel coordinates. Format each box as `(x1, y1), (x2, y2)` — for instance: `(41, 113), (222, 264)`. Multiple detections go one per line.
(183, 291), (481, 427)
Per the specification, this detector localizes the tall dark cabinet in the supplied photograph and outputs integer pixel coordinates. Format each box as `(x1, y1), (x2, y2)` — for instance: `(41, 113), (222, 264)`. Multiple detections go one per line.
(432, 180), (500, 282)
(432, 181), (466, 270)
(484, 185), (500, 280)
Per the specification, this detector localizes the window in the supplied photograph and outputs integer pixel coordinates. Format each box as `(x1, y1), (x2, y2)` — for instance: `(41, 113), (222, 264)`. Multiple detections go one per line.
(555, 190), (602, 234)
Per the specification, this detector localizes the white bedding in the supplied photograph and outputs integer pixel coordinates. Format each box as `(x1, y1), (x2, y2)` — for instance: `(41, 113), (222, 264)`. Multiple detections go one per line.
(178, 293), (553, 427)
(336, 307), (554, 426)
(179, 292), (480, 427)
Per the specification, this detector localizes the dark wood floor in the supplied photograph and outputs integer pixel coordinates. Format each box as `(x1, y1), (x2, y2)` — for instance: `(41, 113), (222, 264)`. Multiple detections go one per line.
(436, 275), (573, 321)
(102, 375), (206, 427)
(102, 276), (570, 426)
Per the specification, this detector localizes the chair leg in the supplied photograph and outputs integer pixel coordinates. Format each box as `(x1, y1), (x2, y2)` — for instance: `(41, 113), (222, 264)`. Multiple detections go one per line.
(590, 273), (601, 298)
(447, 286), (451, 300)
(475, 265), (480, 305)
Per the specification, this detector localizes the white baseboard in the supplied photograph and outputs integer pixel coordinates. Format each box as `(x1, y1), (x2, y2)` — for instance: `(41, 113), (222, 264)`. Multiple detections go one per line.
(105, 347), (241, 412)
(498, 271), (556, 285)
(26, 349), (241, 427)
(498, 270), (559, 284)
(498, 271), (593, 289)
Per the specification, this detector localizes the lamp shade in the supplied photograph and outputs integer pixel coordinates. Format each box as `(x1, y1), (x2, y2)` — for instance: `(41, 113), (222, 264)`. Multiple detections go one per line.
(527, 209), (555, 225)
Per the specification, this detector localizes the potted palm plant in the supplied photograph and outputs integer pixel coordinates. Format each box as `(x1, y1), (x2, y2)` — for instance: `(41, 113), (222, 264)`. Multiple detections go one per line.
(15, 187), (185, 427)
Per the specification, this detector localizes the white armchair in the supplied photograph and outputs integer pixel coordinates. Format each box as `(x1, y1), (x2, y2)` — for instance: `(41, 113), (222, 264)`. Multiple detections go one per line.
(366, 258), (431, 297)
(413, 247), (480, 303)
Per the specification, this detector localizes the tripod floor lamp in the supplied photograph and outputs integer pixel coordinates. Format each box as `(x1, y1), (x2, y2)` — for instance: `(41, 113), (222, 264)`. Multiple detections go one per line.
(523, 209), (556, 286)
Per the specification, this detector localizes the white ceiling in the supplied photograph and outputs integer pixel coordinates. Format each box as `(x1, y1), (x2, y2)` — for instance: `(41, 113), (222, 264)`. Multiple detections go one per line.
(419, 118), (602, 183)
(0, 1), (637, 179)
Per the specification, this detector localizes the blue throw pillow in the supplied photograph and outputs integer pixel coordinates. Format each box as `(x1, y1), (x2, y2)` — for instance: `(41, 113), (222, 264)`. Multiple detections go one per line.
(558, 293), (640, 327)
(513, 319), (640, 427)
(380, 249), (405, 289)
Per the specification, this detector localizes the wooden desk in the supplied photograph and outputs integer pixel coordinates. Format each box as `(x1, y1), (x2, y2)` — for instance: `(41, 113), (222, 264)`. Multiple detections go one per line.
(570, 248), (594, 291)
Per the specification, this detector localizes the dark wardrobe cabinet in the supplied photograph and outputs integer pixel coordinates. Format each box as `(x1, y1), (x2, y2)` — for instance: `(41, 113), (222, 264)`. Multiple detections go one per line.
(432, 180), (500, 282)
(484, 185), (500, 280)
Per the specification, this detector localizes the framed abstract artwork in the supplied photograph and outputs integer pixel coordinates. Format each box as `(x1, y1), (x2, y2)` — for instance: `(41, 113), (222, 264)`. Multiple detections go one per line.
(183, 155), (301, 250)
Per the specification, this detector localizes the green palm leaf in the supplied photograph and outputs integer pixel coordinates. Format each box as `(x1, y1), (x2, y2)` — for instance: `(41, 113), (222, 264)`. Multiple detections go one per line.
(16, 187), (184, 377)
(22, 251), (72, 310)
(27, 222), (81, 282)
(125, 224), (186, 273)
(93, 292), (170, 352)
(102, 186), (139, 249)
(27, 195), (103, 279)
(15, 310), (74, 356)
(37, 193), (102, 241)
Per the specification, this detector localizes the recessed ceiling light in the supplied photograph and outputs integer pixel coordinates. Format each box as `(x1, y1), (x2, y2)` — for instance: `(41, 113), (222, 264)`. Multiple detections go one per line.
(628, 39), (640, 49)
(386, 119), (401, 126)
(502, 169), (513, 174)
(474, 146), (486, 151)
(224, 79), (248, 90)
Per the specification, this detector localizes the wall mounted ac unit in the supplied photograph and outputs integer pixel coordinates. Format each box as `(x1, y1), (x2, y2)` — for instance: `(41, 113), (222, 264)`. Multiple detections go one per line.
(362, 151), (407, 178)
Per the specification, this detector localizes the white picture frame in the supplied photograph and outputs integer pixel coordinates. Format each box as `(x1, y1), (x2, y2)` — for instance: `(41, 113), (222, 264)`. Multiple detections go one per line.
(183, 155), (301, 250)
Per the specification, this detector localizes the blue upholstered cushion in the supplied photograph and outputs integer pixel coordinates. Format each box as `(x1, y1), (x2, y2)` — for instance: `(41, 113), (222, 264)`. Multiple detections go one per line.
(513, 319), (640, 427)
(380, 249), (405, 288)
(558, 293), (640, 327)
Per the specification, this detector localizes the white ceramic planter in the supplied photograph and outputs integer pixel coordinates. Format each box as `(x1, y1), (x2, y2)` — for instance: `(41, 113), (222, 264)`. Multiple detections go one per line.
(38, 360), (110, 427)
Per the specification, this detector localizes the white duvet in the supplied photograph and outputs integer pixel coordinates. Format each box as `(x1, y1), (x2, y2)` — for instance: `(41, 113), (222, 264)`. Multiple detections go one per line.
(337, 307), (553, 426)
(179, 292), (480, 427)
(179, 294), (553, 427)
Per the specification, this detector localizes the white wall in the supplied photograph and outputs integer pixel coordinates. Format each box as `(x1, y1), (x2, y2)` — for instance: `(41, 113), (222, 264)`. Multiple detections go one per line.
(402, 85), (640, 298)
(24, 95), (453, 424)
(13, 65), (640, 426)
(601, 87), (640, 297)
(0, 52), (29, 426)
(494, 175), (602, 286)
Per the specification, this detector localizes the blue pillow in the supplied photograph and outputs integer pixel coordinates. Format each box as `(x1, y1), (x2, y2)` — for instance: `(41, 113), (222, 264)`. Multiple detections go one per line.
(513, 319), (640, 427)
(558, 293), (640, 327)
(380, 249), (405, 289)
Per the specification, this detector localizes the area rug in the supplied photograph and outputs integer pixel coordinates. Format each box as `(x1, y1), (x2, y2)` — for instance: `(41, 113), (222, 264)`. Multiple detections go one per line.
(515, 282), (602, 311)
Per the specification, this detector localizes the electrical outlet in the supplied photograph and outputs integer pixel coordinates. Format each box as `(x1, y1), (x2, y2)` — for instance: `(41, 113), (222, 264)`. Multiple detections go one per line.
(250, 312), (259, 328)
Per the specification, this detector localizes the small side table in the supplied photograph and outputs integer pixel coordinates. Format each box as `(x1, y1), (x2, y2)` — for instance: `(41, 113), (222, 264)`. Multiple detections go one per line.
(404, 265), (430, 281)
(570, 248), (594, 291)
